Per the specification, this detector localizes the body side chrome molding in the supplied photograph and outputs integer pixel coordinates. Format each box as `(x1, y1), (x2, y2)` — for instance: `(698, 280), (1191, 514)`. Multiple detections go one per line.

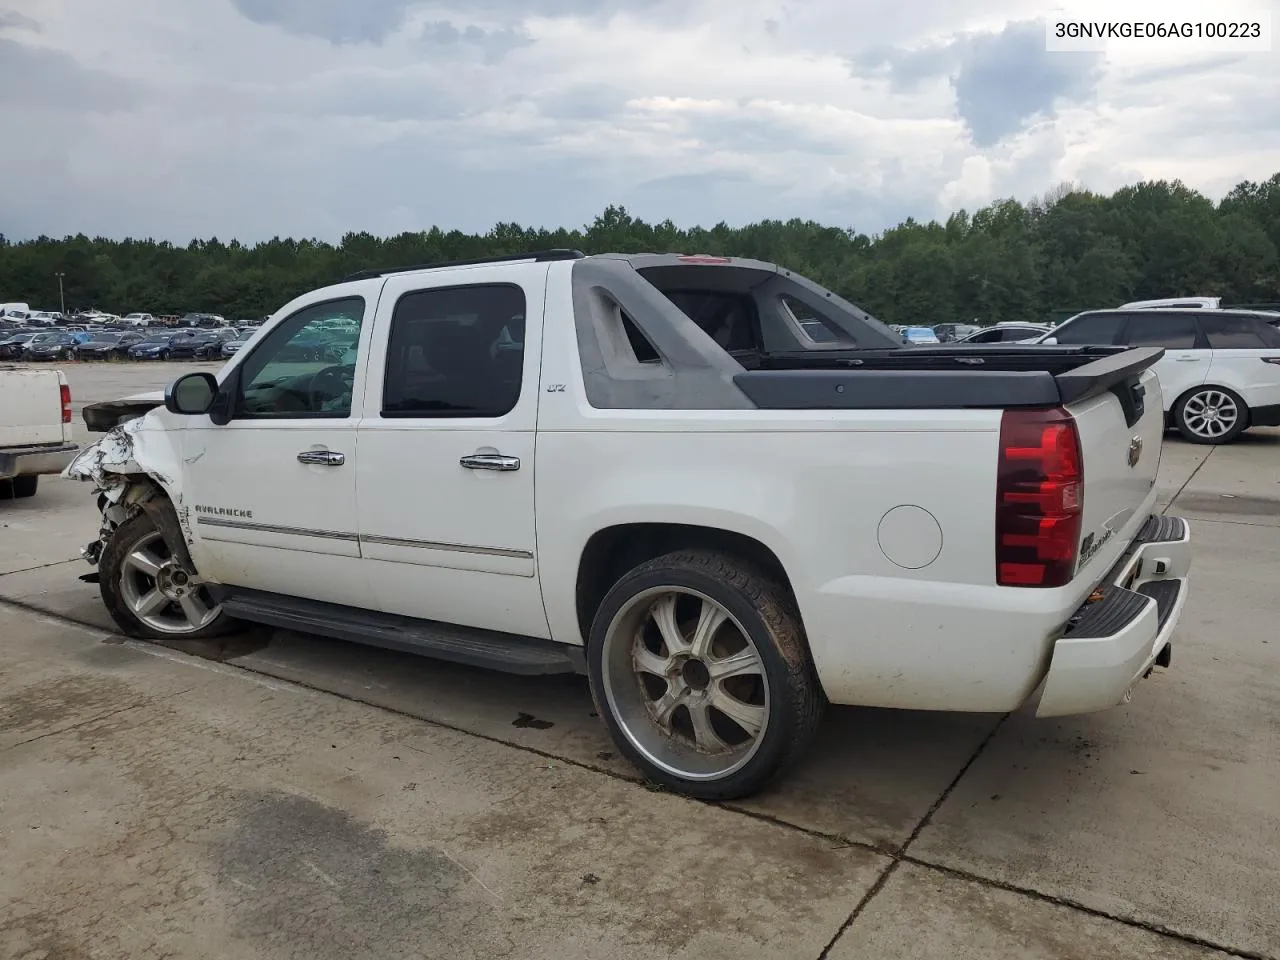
(194, 515), (359, 542)
(193, 515), (532, 560)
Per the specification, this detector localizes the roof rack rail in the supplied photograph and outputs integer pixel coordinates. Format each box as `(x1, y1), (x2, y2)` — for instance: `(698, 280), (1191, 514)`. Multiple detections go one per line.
(340, 249), (587, 283)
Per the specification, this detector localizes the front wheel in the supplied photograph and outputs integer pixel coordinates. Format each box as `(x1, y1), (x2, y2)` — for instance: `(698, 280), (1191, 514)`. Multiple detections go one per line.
(587, 550), (824, 800)
(99, 510), (234, 640)
(1174, 386), (1249, 444)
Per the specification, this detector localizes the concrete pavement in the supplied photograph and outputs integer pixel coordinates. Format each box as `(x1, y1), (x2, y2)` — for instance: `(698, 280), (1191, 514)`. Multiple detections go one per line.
(1, 362), (1277, 959)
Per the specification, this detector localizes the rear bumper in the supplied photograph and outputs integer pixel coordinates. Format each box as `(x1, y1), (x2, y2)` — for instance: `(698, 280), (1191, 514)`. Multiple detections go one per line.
(1035, 515), (1192, 717)
(0, 441), (80, 480)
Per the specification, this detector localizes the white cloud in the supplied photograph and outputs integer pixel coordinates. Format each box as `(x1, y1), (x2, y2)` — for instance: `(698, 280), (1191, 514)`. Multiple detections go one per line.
(0, 0), (1277, 242)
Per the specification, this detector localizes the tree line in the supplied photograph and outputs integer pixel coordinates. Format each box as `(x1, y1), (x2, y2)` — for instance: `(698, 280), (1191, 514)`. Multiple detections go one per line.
(3, 173), (1279, 326)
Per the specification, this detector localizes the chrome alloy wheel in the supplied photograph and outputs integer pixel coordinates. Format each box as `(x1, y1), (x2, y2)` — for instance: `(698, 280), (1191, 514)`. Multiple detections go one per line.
(1183, 389), (1240, 440)
(600, 587), (770, 781)
(116, 529), (221, 634)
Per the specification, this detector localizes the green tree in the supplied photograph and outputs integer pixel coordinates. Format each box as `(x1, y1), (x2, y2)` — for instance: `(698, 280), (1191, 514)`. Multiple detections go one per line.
(2, 172), (1277, 324)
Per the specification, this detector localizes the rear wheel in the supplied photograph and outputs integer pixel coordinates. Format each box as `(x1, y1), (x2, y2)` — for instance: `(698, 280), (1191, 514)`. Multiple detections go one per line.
(99, 510), (233, 640)
(587, 550), (824, 800)
(1174, 386), (1248, 444)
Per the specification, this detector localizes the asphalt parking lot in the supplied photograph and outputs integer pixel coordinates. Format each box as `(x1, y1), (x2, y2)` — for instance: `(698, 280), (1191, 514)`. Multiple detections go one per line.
(2, 361), (1278, 959)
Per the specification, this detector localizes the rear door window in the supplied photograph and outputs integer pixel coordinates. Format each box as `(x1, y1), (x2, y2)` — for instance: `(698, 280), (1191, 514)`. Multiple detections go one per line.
(1051, 314), (1122, 345)
(381, 284), (526, 418)
(1120, 312), (1199, 349)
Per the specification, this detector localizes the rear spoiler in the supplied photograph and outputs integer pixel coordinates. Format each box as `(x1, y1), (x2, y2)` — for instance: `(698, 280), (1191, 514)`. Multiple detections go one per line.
(733, 347), (1165, 411)
(1053, 347), (1164, 404)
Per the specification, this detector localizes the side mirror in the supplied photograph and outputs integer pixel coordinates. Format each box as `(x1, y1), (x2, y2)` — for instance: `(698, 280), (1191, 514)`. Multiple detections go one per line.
(165, 372), (218, 415)
(1042, 336), (1058, 345)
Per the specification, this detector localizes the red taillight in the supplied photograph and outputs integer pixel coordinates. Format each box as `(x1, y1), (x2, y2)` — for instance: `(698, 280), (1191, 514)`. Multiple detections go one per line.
(60, 383), (72, 424)
(995, 407), (1083, 588)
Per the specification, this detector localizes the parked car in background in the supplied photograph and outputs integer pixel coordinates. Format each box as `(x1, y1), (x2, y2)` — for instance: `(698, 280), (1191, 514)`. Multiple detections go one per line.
(1039, 308), (1280, 444)
(933, 323), (980, 342)
(22, 331), (78, 361)
(1121, 297), (1220, 310)
(901, 326), (941, 345)
(0, 366), (77, 499)
(128, 333), (184, 361)
(957, 323), (1053, 344)
(26, 311), (64, 325)
(72, 331), (145, 361)
(220, 330), (255, 358)
(121, 313), (156, 327)
(0, 332), (40, 359)
(169, 329), (238, 360)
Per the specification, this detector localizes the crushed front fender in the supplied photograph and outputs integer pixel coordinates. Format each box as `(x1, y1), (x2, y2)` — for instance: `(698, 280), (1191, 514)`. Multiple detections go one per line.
(62, 409), (191, 562)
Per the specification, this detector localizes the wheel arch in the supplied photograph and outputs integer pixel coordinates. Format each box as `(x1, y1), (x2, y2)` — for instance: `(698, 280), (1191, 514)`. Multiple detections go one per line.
(574, 522), (800, 647)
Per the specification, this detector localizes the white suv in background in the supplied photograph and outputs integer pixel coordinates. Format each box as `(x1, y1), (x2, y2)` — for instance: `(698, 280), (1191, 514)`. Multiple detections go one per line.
(1041, 309), (1280, 443)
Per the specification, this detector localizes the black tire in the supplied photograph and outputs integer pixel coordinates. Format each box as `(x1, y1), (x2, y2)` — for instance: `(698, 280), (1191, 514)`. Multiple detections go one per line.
(586, 549), (824, 800)
(1, 475), (38, 499)
(99, 509), (235, 641)
(159, 350), (170, 361)
(1173, 385), (1249, 445)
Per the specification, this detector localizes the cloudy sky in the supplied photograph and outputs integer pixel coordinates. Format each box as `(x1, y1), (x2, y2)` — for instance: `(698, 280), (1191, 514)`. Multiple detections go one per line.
(1, 0), (1278, 242)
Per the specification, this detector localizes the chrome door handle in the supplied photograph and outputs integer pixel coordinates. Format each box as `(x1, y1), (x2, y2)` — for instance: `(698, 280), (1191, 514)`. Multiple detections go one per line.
(460, 453), (520, 471)
(297, 450), (345, 466)
(1174, 357), (1202, 362)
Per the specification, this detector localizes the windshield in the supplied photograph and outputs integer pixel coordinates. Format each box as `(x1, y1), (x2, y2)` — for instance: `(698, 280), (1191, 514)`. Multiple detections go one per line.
(31, 333), (63, 343)
(139, 335), (171, 344)
(89, 333), (123, 343)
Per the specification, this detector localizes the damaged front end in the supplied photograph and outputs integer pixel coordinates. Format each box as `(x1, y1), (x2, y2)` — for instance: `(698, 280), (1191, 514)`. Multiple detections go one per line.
(62, 407), (185, 570)
(81, 391), (165, 434)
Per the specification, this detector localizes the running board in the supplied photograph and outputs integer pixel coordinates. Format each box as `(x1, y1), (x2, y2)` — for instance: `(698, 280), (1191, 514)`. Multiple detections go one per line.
(211, 586), (585, 676)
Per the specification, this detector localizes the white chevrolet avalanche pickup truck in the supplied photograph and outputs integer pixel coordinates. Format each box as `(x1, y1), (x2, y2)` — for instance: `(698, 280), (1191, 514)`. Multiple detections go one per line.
(64, 251), (1191, 798)
(1, 366), (78, 498)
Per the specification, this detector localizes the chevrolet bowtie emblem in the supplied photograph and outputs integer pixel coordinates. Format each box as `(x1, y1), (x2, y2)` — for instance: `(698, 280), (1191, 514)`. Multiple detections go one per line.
(1127, 436), (1143, 468)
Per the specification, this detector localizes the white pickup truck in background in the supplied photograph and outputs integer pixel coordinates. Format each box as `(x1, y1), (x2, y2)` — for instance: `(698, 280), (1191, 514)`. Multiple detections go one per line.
(65, 251), (1191, 799)
(1, 366), (78, 499)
